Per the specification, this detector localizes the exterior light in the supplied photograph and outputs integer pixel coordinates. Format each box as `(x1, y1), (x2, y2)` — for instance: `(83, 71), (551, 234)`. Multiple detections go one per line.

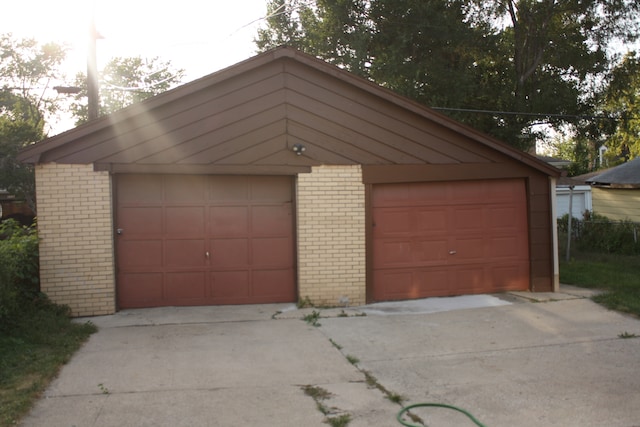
(292, 143), (306, 156)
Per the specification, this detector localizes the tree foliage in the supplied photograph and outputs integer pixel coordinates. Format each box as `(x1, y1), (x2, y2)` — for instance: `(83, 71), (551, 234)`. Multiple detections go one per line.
(69, 56), (184, 125)
(256, 0), (640, 151)
(601, 52), (640, 160)
(0, 34), (67, 213)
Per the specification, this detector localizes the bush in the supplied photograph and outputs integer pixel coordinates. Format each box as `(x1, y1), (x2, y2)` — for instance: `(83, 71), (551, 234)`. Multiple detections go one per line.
(0, 219), (39, 326)
(558, 212), (640, 255)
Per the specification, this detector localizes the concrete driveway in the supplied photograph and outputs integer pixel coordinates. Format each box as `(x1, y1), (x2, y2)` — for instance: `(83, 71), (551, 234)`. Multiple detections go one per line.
(21, 287), (640, 427)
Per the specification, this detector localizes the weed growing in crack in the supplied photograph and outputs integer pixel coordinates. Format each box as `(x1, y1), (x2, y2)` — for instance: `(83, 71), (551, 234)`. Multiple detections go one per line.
(327, 414), (351, 427)
(303, 385), (332, 401)
(97, 383), (109, 395)
(619, 331), (637, 339)
(329, 338), (343, 350)
(298, 296), (314, 309)
(363, 370), (408, 405)
(302, 385), (352, 426)
(303, 310), (322, 327)
(346, 355), (359, 365)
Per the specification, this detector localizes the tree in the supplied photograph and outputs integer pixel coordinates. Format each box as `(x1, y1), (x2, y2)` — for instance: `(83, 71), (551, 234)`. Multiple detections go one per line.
(0, 34), (68, 213)
(600, 52), (640, 160)
(69, 56), (184, 125)
(256, 0), (640, 151)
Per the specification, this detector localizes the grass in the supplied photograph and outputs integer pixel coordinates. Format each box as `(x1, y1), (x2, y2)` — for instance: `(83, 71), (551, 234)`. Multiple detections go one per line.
(0, 299), (96, 427)
(302, 385), (352, 426)
(560, 250), (640, 316)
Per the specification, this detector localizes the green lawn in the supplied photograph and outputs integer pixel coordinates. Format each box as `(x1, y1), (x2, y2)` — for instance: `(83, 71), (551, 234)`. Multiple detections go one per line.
(0, 300), (96, 427)
(560, 251), (640, 316)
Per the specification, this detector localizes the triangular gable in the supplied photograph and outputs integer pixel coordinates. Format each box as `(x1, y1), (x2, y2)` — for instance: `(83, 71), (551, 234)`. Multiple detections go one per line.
(19, 47), (560, 177)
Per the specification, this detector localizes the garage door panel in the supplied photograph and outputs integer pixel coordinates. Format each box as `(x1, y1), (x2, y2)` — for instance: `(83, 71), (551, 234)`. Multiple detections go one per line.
(252, 269), (295, 298)
(454, 267), (487, 294)
(118, 240), (163, 268)
(117, 273), (163, 308)
(454, 207), (485, 231)
(451, 181), (482, 202)
(372, 179), (529, 301)
(488, 179), (522, 199)
(118, 175), (163, 204)
(251, 176), (293, 202)
(413, 239), (449, 263)
(454, 237), (485, 260)
(252, 237), (293, 267)
(251, 204), (293, 236)
(374, 269), (451, 300)
(374, 210), (412, 235)
(372, 184), (410, 206)
(118, 207), (162, 235)
(486, 236), (526, 258)
(410, 183), (447, 204)
(165, 207), (205, 236)
(165, 240), (206, 267)
(372, 271), (413, 300)
(166, 272), (206, 301)
(165, 175), (206, 202)
(210, 271), (250, 299)
(489, 207), (522, 229)
(210, 206), (249, 236)
(210, 239), (250, 268)
(374, 241), (412, 266)
(490, 263), (528, 290)
(415, 209), (447, 234)
(209, 176), (250, 201)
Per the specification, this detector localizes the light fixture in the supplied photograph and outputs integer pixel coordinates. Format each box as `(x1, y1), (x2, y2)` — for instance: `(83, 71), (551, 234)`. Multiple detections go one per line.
(292, 143), (306, 156)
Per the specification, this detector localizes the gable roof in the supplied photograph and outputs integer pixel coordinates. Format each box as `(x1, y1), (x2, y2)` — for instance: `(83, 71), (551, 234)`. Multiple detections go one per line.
(586, 157), (640, 188)
(19, 47), (559, 177)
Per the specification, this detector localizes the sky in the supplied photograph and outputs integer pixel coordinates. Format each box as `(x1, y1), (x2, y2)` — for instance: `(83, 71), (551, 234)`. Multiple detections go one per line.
(1, 0), (270, 132)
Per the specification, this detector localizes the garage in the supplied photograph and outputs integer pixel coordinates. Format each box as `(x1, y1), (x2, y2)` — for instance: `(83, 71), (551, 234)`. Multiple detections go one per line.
(18, 47), (561, 316)
(372, 179), (529, 301)
(116, 174), (296, 308)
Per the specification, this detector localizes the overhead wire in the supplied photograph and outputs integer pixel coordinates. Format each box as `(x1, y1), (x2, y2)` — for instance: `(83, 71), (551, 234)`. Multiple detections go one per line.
(431, 106), (640, 122)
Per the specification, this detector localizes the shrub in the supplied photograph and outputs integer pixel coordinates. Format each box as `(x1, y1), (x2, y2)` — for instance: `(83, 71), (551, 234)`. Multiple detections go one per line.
(0, 219), (39, 326)
(559, 212), (640, 255)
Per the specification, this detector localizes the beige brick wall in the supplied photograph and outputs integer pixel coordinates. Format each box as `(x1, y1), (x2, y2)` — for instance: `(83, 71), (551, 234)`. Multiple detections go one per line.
(35, 163), (115, 316)
(296, 165), (366, 306)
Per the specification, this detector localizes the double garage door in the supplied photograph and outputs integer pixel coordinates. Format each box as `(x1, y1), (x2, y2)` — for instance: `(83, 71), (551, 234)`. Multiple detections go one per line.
(372, 179), (530, 301)
(115, 175), (296, 309)
(115, 174), (530, 308)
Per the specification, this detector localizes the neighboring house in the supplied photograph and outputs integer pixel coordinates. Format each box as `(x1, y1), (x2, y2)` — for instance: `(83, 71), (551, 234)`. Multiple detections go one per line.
(585, 157), (640, 222)
(0, 189), (35, 225)
(18, 47), (561, 317)
(555, 177), (592, 219)
(536, 155), (591, 219)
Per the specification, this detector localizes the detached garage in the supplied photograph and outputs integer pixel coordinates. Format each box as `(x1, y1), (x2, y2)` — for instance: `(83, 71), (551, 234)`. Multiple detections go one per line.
(19, 47), (561, 316)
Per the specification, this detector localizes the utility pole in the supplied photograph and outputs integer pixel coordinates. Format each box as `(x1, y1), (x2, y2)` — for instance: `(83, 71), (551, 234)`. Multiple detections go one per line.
(87, 6), (99, 121)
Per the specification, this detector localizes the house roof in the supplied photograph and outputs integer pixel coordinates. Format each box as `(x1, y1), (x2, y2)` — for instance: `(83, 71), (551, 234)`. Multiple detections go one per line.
(18, 46), (560, 177)
(537, 155), (571, 168)
(586, 157), (640, 188)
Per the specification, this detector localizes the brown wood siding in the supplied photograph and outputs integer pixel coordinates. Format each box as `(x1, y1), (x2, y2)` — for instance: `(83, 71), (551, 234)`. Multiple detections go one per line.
(283, 62), (499, 164)
(30, 53), (556, 178)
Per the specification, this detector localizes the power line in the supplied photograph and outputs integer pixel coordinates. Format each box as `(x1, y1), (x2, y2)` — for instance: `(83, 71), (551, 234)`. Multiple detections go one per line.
(431, 106), (639, 122)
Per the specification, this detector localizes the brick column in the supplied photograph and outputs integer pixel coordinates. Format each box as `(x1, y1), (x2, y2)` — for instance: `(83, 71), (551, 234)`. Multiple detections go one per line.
(296, 165), (366, 306)
(35, 163), (115, 316)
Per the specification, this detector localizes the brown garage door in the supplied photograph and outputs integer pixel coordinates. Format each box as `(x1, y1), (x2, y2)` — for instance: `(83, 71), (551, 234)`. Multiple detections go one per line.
(115, 174), (296, 308)
(372, 179), (529, 301)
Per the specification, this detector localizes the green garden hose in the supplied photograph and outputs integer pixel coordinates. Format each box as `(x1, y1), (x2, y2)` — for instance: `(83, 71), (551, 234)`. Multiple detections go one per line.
(397, 403), (487, 427)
